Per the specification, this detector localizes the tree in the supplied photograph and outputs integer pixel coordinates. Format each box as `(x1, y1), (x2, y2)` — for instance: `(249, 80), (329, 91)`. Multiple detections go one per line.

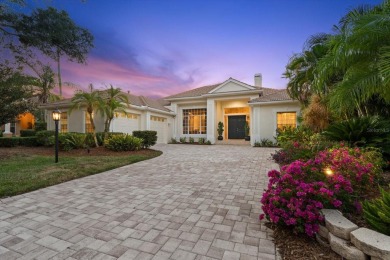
(283, 33), (331, 107)
(70, 85), (101, 147)
(98, 85), (129, 137)
(15, 7), (94, 97)
(315, 1), (390, 117)
(0, 66), (35, 125)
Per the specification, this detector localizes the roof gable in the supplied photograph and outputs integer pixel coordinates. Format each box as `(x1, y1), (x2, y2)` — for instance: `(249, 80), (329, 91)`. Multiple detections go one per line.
(209, 78), (256, 94)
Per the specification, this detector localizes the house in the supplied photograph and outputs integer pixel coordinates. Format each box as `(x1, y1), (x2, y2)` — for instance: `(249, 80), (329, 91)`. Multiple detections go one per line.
(42, 74), (301, 145)
(1, 112), (36, 137)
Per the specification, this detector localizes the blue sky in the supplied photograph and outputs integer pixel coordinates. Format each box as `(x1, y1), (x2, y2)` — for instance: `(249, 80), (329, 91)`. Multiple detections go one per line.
(26, 0), (382, 98)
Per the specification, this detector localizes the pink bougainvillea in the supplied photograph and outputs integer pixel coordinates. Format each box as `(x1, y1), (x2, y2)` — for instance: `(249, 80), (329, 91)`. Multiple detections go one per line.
(261, 147), (382, 237)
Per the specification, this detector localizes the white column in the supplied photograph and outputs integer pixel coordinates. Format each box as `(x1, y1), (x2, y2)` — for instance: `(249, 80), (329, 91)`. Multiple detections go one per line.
(206, 99), (215, 143)
(171, 104), (178, 140)
(3, 123), (12, 137)
(145, 111), (151, 130)
(251, 106), (261, 146)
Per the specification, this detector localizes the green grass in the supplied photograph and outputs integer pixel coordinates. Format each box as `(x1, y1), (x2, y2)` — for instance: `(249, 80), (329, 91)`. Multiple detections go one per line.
(0, 151), (162, 198)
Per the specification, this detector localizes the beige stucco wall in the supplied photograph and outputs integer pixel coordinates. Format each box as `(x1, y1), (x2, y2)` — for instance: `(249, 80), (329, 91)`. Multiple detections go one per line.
(250, 101), (301, 145)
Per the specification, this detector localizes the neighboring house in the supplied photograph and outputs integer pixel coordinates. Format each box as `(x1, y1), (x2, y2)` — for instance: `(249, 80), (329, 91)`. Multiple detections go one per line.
(42, 74), (300, 145)
(1, 112), (35, 137)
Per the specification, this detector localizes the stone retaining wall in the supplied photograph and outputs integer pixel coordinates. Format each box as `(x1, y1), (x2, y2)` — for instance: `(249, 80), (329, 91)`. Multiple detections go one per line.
(318, 209), (390, 260)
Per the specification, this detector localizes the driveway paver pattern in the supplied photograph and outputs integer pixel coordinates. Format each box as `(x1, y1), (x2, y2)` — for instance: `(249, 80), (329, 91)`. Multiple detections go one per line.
(0, 144), (279, 260)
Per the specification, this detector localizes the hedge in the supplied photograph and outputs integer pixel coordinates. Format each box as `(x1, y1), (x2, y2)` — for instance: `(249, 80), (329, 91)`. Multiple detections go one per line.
(36, 130), (55, 146)
(133, 130), (157, 148)
(0, 138), (19, 147)
(19, 137), (38, 147)
(20, 129), (36, 137)
(34, 121), (47, 131)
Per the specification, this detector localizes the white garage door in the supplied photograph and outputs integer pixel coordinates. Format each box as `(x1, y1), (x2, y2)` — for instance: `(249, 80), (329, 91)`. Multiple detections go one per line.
(113, 113), (141, 134)
(150, 116), (168, 143)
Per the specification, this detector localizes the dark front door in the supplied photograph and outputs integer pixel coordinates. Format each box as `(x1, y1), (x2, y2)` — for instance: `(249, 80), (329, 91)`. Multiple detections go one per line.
(228, 115), (246, 139)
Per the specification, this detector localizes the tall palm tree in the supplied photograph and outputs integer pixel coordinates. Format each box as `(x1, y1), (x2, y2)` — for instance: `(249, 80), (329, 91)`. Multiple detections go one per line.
(283, 33), (331, 107)
(98, 85), (129, 138)
(70, 84), (100, 147)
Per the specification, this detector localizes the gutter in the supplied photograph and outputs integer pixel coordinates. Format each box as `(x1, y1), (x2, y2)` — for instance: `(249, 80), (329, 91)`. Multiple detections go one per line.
(248, 100), (300, 106)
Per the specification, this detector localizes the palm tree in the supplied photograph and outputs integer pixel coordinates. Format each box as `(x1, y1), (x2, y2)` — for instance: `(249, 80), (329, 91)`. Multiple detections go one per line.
(98, 85), (129, 139)
(315, 1), (390, 117)
(70, 84), (101, 147)
(283, 33), (331, 107)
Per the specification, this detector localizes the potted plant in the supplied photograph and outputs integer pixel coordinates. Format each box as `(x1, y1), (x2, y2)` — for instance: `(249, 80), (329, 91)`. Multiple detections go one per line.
(244, 121), (250, 141)
(217, 121), (224, 140)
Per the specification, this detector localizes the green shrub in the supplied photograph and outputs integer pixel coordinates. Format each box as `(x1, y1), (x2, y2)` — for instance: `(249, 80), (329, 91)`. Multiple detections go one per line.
(132, 131), (157, 148)
(19, 137), (38, 146)
(34, 121), (47, 131)
(180, 137), (186, 143)
(0, 131), (2, 137)
(169, 138), (178, 144)
(276, 125), (313, 147)
(189, 137), (195, 144)
(94, 132), (123, 146)
(20, 129), (36, 137)
(363, 186), (390, 235)
(322, 116), (390, 159)
(198, 137), (205, 144)
(105, 134), (142, 151)
(58, 133), (87, 151)
(0, 137), (19, 147)
(206, 140), (211, 145)
(36, 130), (55, 146)
(254, 141), (261, 147)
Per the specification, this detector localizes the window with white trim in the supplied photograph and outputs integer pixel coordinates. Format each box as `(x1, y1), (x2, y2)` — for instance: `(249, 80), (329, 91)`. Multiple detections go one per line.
(60, 112), (68, 133)
(183, 109), (207, 134)
(277, 112), (297, 129)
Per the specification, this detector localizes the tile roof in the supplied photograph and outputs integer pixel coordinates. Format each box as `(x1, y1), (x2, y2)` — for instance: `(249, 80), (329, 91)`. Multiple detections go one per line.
(164, 83), (222, 99)
(249, 89), (293, 103)
(41, 91), (172, 113)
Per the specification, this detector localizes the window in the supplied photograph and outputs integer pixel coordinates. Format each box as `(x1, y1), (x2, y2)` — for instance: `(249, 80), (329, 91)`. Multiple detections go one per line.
(151, 116), (166, 122)
(85, 112), (93, 133)
(127, 113), (139, 119)
(277, 112), (297, 129)
(183, 109), (207, 134)
(60, 112), (68, 133)
(10, 122), (16, 134)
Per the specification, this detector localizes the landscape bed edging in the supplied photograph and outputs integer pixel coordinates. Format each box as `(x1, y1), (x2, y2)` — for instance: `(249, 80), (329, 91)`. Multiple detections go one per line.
(318, 209), (390, 260)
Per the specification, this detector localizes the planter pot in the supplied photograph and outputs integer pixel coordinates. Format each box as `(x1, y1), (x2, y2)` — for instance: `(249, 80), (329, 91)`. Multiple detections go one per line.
(218, 136), (223, 141)
(244, 136), (250, 141)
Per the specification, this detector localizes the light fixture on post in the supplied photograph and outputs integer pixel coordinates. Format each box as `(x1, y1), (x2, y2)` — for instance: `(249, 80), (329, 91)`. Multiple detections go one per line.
(52, 108), (61, 163)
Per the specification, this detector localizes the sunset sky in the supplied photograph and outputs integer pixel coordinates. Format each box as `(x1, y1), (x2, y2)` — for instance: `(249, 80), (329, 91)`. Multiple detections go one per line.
(26, 0), (381, 98)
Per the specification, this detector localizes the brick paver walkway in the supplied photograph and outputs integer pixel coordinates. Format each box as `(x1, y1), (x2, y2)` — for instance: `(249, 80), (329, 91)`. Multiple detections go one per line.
(0, 144), (279, 260)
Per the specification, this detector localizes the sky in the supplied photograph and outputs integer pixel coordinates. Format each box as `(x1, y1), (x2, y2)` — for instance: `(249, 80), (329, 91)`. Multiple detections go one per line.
(23, 0), (382, 98)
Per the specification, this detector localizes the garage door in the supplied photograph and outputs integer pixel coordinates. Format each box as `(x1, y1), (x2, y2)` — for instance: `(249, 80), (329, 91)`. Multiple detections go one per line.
(150, 115), (168, 143)
(113, 113), (141, 134)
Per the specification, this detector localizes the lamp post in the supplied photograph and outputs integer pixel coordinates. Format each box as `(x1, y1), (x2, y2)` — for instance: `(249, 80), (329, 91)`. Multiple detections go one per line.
(52, 109), (61, 163)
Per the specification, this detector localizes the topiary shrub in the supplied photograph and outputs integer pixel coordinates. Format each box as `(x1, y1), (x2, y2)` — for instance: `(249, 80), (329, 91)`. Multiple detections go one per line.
(19, 137), (38, 147)
(0, 137), (20, 147)
(20, 129), (36, 137)
(363, 186), (390, 235)
(105, 134), (142, 151)
(36, 130), (55, 146)
(133, 131), (157, 148)
(34, 121), (47, 131)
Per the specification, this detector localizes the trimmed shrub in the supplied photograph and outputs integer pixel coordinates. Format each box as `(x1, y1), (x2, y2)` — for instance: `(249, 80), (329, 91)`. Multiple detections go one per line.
(363, 186), (390, 235)
(169, 138), (178, 144)
(19, 137), (38, 147)
(20, 129), (36, 137)
(205, 140), (211, 145)
(36, 130), (55, 146)
(0, 137), (19, 147)
(105, 134), (142, 151)
(180, 137), (186, 143)
(133, 131), (157, 148)
(189, 137), (194, 144)
(34, 121), (47, 131)
(198, 138), (205, 144)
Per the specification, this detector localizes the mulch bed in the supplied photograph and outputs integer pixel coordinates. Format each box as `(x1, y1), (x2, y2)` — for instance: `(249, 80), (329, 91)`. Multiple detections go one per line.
(266, 223), (342, 260)
(0, 146), (157, 159)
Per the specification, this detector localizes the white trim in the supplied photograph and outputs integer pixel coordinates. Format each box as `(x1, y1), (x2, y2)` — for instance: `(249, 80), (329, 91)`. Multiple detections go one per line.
(208, 78), (256, 93)
(249, 100), (299, 106)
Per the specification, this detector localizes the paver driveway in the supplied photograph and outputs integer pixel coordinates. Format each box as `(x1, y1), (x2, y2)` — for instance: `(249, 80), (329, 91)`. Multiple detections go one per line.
(0, 144), (279, 260)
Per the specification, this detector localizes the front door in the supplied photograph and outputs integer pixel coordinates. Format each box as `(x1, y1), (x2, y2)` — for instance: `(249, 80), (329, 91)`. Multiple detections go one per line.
(228, 115), (246, 139)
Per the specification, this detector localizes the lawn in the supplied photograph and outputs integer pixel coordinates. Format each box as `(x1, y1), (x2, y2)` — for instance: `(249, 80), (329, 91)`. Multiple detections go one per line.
(0, 147), (162, 198)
